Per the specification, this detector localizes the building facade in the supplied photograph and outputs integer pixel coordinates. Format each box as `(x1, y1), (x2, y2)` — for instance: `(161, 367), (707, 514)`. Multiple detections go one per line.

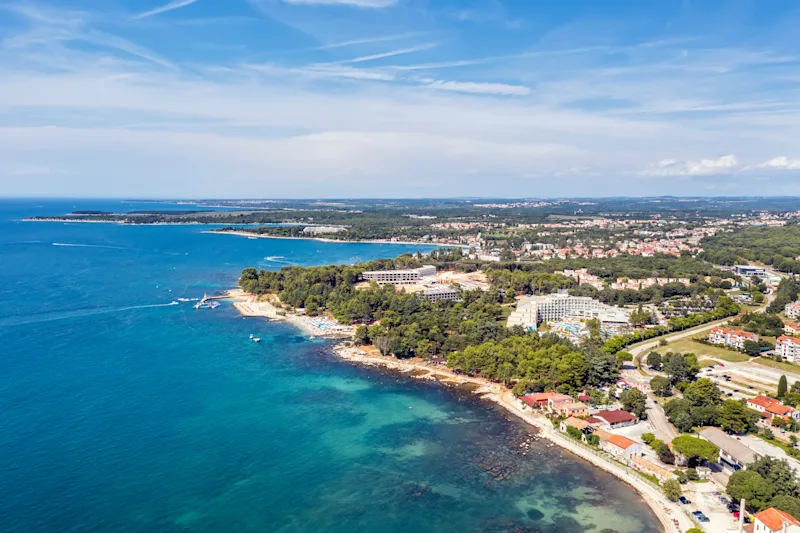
(699, 427), (757, 471)
(733, 265), (767, 277)
(787, 302), (800, 319)
(362, 265), (436, 285)
(777, 336), (800, 362)
(708, 327), (759, 350)
(420, 287), (458, 303)
(507, 290), (629, 330)
(753, 508), (800, 533)
(748, 394), (800, 421)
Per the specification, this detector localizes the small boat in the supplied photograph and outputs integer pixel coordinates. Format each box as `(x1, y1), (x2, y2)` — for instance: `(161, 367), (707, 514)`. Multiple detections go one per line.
(249, 334), (254, 339)
(194, 300), (220, 310)
(252, 337), (261, 343)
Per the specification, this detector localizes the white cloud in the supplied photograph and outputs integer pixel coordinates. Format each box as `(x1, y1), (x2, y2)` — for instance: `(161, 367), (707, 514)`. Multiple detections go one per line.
(422, 80), (531, 96)
(281, 0), (398, 7)
(132, 0), (199, 20)
(645, 155), (739, 176)
(756, 156), (800, 170)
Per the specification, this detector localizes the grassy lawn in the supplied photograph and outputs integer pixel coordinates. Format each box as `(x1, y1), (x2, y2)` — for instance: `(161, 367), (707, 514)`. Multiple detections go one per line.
(655, 336), (750, 362)
(753, 357), (800, 374)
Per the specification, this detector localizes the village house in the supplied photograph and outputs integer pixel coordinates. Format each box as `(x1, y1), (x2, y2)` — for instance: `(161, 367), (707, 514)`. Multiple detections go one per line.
(777, 336), (800, 363)
(594, 430), (643, 460)
(591, 410), (639, 429)
(519, 392), (571, 409)
(785, 323), (800, 336)
(628, 456), (677, 483)
(747, 395), (800, 422)
(708, 326), (759, 350)
(750, 507), (800, 533)
(560, 417), (594, 434)
(549, 398), (589, 418)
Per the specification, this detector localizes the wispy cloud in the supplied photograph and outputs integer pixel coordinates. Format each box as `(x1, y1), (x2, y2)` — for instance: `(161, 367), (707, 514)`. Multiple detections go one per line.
(754, 156), (800, 170)
(334, 43), (438, 64)
(132, 0), (199, 20)
(281, 0), (398, 7)
(644, 155), (739, 176)
(315, 33), (419, 50)
(421, 80), (531, 96)
(244, 63), (394, 81)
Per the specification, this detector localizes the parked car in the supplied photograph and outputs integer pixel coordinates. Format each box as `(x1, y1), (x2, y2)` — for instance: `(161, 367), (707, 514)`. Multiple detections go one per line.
(678, 496), (691, 505)
(692, 511), (710, 522)
(733, 389), (739, 393)
(727, 393), (733, 397)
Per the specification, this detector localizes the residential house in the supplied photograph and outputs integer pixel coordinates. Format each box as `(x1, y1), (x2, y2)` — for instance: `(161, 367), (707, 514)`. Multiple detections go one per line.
(785, 323), (800, 336)
(708, 327), (759, 350)
(592, 410), (639, 429)
(519, 392), (570, 409)
(699, 427), (758, 471)
(752, 507), (800, 533)
(596, 430), (643, 460)
(560, 417), (593, 434)
(786, 302), (800, 320)
(747, 395), (800, 422)
(628, 456), (677, 483)
(777, 336), (800, 363)
(550, 398), (589, 418)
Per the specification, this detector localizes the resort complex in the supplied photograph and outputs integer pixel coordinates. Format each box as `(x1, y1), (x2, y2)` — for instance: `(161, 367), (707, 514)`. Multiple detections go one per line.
(506, 290), (630, 330)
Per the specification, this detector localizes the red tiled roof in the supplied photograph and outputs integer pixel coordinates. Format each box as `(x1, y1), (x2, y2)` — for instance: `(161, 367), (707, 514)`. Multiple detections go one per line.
(778, 335), (800, 345)
(607, 434), (638, 450)
(594, 410), (637, 424)
(585, 417), (603, 425)
(755, 507), (800, 531)
(748, 395), (795, 416)
(710, 326), (758, 339)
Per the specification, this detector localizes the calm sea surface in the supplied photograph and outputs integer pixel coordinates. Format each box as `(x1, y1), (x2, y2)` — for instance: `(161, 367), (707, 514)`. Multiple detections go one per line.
(0, 199), (662, 532)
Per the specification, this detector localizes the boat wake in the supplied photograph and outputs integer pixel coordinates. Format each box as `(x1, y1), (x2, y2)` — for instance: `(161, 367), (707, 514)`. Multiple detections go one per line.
(263, 256), (293, 264)
(52, 242), (182, 256)
(0, 301), (181, 328)
(53, 242), (132, 250)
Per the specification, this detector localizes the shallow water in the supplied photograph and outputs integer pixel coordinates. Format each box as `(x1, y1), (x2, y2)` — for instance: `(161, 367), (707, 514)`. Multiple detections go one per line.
(0, 199), (662, 532)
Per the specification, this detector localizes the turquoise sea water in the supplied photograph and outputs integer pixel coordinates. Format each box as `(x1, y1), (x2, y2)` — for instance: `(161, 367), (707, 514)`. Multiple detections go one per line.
(0, 199), (662, 533)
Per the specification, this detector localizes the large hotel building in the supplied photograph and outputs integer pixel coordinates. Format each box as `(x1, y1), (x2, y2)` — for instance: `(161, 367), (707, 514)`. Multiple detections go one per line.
(362, 265), (436, 285)
(507, 290), (629, 330)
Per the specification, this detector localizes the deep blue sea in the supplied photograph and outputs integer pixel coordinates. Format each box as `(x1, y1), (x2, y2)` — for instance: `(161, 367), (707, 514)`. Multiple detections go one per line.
(0, 199), (661, 533)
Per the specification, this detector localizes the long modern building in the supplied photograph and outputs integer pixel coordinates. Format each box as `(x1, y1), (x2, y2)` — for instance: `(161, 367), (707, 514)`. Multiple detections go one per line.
(420, 286), (459, 302)
(362, 265), (436, 285)
(506, 290), (629, 330)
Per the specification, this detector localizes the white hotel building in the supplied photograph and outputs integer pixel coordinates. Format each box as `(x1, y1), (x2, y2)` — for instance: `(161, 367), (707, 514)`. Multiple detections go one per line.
(777, 336), (800, 362)
(507, 290), (629, 330)
(362, 265), (436, 285)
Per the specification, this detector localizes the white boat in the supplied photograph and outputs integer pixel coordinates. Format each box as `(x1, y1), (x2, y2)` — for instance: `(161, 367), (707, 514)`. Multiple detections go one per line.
(249, 334), (254, 339)
(252, 337), (261, 343)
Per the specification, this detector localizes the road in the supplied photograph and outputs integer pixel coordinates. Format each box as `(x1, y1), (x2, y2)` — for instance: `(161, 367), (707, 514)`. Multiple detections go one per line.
(622, 288), (776, 442)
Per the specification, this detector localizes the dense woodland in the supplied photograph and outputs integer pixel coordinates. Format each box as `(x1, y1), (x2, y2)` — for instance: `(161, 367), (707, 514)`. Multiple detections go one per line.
(700, 225), (800, 273)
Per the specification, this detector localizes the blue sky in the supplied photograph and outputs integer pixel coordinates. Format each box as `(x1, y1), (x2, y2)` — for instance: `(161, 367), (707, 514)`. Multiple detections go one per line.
(1, 0), (799, 198)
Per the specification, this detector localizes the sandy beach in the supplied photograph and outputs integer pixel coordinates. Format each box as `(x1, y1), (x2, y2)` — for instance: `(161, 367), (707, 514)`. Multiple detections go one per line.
(205, 229), (465, 248)
(227, 289), (355, 338)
